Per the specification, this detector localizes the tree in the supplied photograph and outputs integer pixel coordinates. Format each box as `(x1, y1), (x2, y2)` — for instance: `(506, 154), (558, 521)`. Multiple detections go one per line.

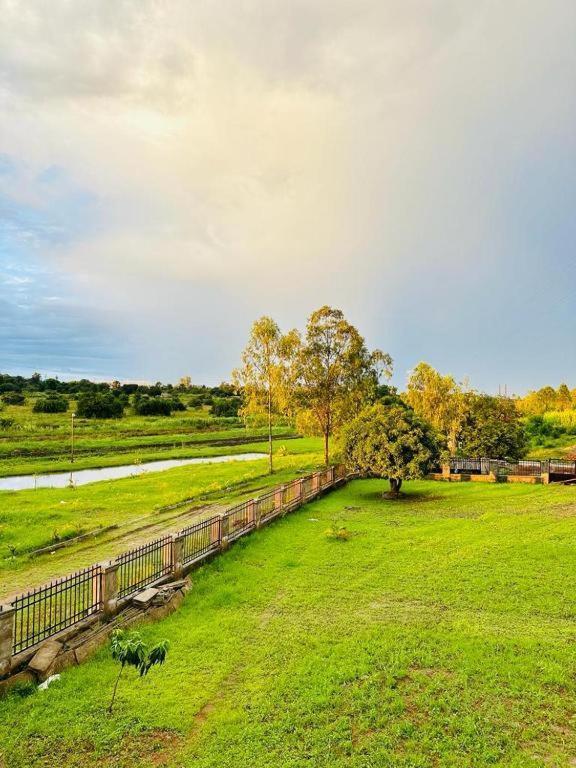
(340, 403), (438, 497)
(134, 396), (173, 416)
(294, 306), (392, 465)
(405, 363), (465, 455)
(233, 317), (295, 474)
(458, 394), (528, 460)
(76, 393), (124, 419)
(32, 394), (68, 413)
(108, 630), (169, 714)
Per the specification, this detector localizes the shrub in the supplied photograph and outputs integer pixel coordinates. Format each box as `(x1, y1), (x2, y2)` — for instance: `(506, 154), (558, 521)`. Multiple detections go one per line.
(211, 397), (241, 417)
(166, 397), (186, 412)
(76, 393), (124, 419)
(1, 392), (25, 405)
(134, 397), (172, 416)
(33, 395), (68, 413)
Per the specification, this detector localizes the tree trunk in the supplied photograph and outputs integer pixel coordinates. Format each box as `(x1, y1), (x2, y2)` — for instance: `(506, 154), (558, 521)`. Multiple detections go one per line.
(108, 663), (124, 714)
(388, 478), (403, 497)
(267, 386), (273, 474)
(324, 430), (329, 466)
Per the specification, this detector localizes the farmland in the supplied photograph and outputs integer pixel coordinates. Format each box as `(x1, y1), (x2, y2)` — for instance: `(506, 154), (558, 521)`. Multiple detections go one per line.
(2, 478), (576, 767)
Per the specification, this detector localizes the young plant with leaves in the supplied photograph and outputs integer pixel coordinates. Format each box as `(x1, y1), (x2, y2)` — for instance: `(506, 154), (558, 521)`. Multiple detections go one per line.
(108, 630), (169, 714)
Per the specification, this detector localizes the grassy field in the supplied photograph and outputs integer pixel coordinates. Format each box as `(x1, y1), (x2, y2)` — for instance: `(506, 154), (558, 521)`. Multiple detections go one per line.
(0, 437), (323, 598)
(0, 401), (295, 477)
(2, 479), (576, 767)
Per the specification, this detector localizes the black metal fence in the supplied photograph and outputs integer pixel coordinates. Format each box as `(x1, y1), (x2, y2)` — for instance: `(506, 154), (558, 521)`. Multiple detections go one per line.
(115, 536), (173, 598)
(447, 457), (576, 478)
(4, 465), (348, 659)
(180, 516), (221, 565)
(11, 565), (102, 654)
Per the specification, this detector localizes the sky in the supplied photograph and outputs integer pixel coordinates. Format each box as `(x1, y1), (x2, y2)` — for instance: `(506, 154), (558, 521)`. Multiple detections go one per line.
(1, 0), (575, 393)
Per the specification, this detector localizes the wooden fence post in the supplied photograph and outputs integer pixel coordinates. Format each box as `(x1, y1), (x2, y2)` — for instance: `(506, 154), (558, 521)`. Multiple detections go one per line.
(0, 605), (14, 677)
(102, 562), (119, 618)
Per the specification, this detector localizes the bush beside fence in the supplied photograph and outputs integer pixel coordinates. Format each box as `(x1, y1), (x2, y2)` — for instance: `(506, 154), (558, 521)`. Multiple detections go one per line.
(0, 466), (347, 669)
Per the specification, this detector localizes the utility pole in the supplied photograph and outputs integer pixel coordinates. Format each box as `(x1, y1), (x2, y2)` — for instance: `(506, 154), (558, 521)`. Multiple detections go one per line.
(69, 412), (76, 488)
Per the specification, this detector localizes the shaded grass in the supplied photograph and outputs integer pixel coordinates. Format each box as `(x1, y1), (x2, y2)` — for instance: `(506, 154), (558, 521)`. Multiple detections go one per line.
(2, 479), (576, 766)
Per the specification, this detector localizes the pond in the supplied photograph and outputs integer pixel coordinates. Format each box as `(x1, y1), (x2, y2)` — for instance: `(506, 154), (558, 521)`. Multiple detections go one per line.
(0, 453), (266, 491)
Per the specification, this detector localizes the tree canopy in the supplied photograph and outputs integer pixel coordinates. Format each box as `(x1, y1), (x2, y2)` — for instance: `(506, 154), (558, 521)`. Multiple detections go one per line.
(340, 403), (438, 496)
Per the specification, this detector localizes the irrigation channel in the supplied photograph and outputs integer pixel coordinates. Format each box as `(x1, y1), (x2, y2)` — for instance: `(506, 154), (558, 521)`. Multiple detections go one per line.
(0, 453), (266, 492)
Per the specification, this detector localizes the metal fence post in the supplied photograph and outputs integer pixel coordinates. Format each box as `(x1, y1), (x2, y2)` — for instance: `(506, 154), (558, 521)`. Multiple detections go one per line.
(0, 605), (15, 677)
(102, 562), (120, 618)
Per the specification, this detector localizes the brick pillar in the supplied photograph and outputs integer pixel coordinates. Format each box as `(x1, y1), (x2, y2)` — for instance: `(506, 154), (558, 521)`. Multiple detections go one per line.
(274, 485), (284, 514)
(210, 517), (221, 547)
(0, 605), (14, 677)
(172, 534), (185, 579)
(329, 466), (336, 485)
(312, 473), (320, 494)
(296, 478), (304, 504)
(220, 514), (230, 550)
(441, 464), (451, 479)
(246, 499), (256, 525)
(102, 562), (119, 618)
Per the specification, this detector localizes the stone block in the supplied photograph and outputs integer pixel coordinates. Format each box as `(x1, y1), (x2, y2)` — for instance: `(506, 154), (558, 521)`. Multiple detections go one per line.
(28, 640), (63, 678)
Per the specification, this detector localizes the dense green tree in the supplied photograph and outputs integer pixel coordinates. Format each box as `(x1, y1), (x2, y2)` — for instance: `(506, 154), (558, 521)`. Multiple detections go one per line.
(458, 394), (527, 460)
(76, 393), (124, 419)
(340, 403), (438, 497)
(32, 395), (68, 413)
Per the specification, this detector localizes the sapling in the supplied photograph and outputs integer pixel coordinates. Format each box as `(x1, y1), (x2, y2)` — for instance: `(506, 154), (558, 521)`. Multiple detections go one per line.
(108, 629), (169, 713)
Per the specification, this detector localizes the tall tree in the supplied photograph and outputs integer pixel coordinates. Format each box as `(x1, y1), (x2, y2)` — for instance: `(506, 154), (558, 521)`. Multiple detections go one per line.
(458, 393), (528, 460)
(233, 317), (294, 474)
(294, 306), (392, 465)
(405, 362), (465, 455)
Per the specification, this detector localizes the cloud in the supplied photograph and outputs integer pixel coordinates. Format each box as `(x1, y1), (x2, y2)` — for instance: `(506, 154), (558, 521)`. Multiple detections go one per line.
(0, 1), (575, 386)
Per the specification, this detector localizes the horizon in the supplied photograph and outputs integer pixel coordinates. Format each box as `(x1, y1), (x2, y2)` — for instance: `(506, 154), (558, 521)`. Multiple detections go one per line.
(1, 2), (575, 392)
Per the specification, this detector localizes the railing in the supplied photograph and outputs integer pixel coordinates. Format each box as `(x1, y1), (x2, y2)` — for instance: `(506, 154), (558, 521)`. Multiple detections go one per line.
(2, 465), (348, 664)
(180, 516), (221, 565)
(223, 500), (255, 541)
(11, 565), (102, 655)
(115, 537), (173, 599)
(445, 457), (576, 478)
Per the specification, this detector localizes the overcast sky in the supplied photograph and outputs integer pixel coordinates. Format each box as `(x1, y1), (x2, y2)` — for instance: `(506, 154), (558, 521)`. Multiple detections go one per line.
(1, 1), (575, 392)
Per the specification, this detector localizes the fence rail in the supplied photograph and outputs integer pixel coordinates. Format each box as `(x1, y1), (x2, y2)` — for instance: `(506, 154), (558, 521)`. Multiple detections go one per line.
(447, 457), (576, 478)
(2, 465), (348, 663)
(115, 536), (173, 599)
(11, 565), (102, 655)
(180, 516), (221, 565)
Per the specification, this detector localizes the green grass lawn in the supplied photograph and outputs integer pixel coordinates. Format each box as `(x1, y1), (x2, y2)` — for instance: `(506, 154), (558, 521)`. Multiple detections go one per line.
(3, 479), (576, 767)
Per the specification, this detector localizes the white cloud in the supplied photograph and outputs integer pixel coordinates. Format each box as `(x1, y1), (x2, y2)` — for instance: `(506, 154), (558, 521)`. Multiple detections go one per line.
(0, 0), (575, 384)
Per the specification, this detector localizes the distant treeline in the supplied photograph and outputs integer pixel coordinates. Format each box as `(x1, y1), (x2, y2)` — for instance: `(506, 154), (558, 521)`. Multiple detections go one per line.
(515, 384), (576, 416)
(0, 373), (242, 418)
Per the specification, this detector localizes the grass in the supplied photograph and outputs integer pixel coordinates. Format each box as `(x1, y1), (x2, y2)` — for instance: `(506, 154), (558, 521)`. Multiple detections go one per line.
(0, 437), (323, 597)
(3, 479), (576, 767)
(0, 402), (295, 476)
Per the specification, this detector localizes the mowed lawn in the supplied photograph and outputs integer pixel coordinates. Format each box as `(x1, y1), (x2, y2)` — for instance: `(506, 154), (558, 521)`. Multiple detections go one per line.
(3, 479), (576, 767)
